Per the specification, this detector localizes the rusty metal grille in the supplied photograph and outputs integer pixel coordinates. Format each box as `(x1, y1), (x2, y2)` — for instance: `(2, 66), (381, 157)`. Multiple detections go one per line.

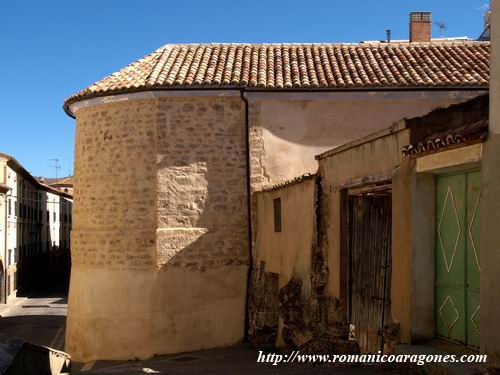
(348, 193), (392, 353)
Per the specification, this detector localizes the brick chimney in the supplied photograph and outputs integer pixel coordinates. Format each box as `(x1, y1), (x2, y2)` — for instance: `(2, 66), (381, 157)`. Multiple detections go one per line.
(409, 11), (432, 42)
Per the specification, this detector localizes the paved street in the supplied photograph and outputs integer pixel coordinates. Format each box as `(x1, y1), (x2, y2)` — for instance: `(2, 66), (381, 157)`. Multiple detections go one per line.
(71, 345), (425, 375)
(0, 284), (67, 351)
(0, 290), (476, 374)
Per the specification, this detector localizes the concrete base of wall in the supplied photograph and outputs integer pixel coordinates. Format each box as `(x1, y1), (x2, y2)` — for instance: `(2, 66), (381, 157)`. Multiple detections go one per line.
(65, 265), (247, 362)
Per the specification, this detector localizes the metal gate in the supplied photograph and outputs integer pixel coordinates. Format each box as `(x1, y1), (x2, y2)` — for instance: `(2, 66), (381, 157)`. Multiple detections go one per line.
(348, 193), (392, 353)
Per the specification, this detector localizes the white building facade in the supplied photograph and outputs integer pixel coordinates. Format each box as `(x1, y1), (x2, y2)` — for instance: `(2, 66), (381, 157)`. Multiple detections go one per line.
(0, 153), (72, 303)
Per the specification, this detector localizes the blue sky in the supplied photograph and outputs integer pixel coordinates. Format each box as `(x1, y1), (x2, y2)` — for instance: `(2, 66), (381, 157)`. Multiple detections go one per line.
(0, 0), (489, 177)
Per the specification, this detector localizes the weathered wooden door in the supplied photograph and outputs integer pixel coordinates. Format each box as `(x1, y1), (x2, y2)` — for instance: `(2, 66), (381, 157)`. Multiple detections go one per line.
(436, 171), (480, 348)
(349, 193), (392, 353)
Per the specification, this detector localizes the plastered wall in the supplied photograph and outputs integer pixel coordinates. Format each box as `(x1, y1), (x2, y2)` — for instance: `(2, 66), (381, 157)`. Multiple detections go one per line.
(254, 179), (316, 292)
(248, 91), (483, 188)
(249, 177), (354, 352)
(317, 128), (415, 343)
(481, 0), (500, 362)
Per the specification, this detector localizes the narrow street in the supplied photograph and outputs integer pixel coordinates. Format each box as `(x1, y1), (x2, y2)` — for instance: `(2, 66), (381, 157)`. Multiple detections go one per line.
(0, 283), (67, 351)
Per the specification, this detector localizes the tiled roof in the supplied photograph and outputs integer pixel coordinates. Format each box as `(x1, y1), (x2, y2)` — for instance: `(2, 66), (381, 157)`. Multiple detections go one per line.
(44, 176), (73, 186)
(65, 42), (490, 113)
(257, 173), (316, 193)
(402, 119), (488, 156)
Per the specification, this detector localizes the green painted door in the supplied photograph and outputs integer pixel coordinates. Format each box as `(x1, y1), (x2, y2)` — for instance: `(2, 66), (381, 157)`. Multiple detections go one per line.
(436, 171), (480, 348)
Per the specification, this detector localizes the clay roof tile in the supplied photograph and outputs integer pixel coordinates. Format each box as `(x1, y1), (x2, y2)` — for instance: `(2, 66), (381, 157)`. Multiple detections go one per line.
(65, 42), (490, 114)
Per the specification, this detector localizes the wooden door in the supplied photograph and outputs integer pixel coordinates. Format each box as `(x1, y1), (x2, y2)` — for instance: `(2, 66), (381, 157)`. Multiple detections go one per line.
(349, 194), (392, 353)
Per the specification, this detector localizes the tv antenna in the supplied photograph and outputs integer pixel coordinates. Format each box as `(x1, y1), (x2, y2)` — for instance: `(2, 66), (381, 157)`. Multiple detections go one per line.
(477, 3), (490, 12)
(434, 21), (447, 37)
(50, 159), (61, 184)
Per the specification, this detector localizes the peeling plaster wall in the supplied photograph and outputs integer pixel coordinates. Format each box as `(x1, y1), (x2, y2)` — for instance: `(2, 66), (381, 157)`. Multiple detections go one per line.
(249, 178), (355, 353)
(67, 96), (249, 362)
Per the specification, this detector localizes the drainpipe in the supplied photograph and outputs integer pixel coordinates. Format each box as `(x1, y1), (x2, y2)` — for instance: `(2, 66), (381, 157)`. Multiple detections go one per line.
(240, 89), (253, 341)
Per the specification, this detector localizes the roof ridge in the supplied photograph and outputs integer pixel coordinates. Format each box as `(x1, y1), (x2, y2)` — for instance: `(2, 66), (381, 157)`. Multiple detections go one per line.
(153, 41), (489, 48)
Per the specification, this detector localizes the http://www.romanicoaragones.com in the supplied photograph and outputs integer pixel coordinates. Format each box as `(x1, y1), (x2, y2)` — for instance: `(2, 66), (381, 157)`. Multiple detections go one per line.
(257, 350), (487, 366)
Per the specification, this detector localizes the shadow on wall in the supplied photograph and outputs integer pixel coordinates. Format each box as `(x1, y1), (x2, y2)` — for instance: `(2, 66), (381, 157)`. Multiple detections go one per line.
(154, 99), (249, 273)
(252, 95), (480, 147)
(16, 191), (70, 297)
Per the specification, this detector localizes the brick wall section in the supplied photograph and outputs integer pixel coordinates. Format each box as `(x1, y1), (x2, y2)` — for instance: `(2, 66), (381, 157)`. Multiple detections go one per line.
(72, 101), (157, 270)
(410, 21), (431, 43)
(155, 96), (249, 271)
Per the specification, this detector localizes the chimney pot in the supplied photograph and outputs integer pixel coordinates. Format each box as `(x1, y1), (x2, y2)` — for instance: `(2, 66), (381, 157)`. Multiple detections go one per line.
(409, 11), (432, 43)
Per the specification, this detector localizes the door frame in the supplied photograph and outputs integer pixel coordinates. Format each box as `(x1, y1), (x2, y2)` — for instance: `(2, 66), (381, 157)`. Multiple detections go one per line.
(345, 183), (392, 353)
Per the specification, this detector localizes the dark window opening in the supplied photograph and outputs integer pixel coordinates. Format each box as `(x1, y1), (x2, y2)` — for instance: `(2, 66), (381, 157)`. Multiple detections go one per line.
(273, 197), (282, 233)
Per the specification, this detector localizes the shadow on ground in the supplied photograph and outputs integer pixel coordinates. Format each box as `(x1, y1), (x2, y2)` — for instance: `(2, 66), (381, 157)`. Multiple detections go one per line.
(71, 344), (429, 375)
(0, 281), (68, 351)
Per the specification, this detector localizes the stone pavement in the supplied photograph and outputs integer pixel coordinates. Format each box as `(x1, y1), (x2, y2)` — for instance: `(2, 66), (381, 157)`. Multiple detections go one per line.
(0, 285), (67, 351)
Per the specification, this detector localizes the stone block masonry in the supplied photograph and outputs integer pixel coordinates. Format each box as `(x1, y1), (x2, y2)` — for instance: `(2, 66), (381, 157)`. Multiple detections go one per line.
(66, 95), (249, 361)
(156, 97), (248, 271)
(72, 100), (158, 270)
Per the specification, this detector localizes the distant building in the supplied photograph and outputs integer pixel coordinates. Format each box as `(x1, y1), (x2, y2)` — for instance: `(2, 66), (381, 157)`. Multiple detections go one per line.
(0, 153), (73, 303)
(41, 176), (74, 195)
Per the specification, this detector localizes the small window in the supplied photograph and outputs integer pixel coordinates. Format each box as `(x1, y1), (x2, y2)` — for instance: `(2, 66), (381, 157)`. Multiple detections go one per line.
(8, 199), (11, 216)
(273, 198), (282, 233)
(53, 212), (56, 222)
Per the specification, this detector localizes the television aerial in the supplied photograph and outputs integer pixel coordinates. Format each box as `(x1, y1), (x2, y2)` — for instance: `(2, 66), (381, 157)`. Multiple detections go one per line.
(434, 21), (447, 38)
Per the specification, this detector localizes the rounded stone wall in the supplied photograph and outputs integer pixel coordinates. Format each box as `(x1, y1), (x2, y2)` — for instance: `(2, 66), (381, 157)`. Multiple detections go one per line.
(66, 94), (249, 361)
